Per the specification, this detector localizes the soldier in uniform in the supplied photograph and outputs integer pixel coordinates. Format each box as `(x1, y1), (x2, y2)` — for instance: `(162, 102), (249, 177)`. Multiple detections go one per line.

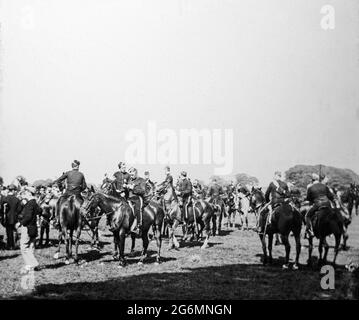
(176, 171), (193, 219)
(158, 166), (174, 192)
(305, 173), (335, 237)
(112, 162), (131, 199)
(127, 168), (146, 234)
(264, 171), (290, 226)
(54, 160), (87, 205)
(192, 179), (203, 200)
(207, 177), (224, 204)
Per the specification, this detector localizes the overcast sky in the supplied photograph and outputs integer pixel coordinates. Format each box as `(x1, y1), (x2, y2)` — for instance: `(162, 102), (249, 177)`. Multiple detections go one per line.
(1, 0), (358, 186)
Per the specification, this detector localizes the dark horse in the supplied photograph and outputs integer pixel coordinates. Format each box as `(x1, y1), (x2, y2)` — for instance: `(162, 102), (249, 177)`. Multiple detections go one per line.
(86, 192), (164, 266)
(257, 201), (302, 269)
(304, 205), (344, 266)
(54, 195), (83, 264)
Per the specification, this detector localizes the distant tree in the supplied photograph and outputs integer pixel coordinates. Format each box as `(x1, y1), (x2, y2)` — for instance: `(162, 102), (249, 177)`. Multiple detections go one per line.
(0, 176), (3, 186)
(234, 173), (259, 186)
(285, 164), (359, 196)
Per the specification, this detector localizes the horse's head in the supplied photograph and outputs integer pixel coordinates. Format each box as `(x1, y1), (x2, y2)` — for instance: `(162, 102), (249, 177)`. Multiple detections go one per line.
(84, 192), (103, 215)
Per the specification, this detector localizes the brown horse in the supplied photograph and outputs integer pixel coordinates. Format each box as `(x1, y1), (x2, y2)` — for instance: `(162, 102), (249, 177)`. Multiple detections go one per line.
(54, 195), (83, 264)
(258, 201), (302, 269)
(86, 192), (164, 266)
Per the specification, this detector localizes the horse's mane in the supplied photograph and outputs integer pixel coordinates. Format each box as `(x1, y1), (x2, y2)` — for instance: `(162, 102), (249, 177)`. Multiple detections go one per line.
(96, 192), (124, 203)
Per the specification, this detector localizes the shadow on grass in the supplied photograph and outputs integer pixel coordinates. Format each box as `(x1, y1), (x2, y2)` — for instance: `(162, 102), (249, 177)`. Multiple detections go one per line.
(14, 260), (355, 300)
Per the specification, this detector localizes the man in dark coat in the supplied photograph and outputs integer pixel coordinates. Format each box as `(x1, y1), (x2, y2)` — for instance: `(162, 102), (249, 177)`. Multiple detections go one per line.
(19, 187), (42, 272)
(1, 184), (22, 249)
(305, 173), (335, 236)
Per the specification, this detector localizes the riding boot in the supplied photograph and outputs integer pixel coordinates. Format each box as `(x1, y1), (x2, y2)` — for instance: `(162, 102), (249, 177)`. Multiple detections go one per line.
(130, 217), (140, 234)
(267, 207), (273, 226)
(305, 216), (314, 237)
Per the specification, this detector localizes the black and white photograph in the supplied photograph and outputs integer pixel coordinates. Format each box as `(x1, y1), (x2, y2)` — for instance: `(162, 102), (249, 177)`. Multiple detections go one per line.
(0, 0), (358, 305)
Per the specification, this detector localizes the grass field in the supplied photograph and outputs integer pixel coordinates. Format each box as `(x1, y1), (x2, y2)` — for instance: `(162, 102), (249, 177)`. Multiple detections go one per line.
(1, 214), (358, 300)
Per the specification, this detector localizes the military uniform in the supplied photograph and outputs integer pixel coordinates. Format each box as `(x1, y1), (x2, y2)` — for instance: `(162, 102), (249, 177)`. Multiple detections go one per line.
(55, 169), (87, 201)
(128, 176), (147, 229)
(193, 183), (203, 199)
(264, 179), (289, 208)
(306, 182), (334, 219)
(113, 171), (131, 198)
(207, 182), (224, 202)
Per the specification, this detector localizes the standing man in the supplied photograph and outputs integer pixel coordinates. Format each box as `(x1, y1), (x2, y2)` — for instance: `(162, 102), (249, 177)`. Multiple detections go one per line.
(19, 187), (42, 272)
(113, 162), (131, 199)
(54, 160), (87, 205)
(1, 184), (22, 250)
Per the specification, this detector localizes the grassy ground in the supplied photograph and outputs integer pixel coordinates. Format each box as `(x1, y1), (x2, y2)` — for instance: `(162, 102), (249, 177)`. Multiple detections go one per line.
(0, 214), (358, 299)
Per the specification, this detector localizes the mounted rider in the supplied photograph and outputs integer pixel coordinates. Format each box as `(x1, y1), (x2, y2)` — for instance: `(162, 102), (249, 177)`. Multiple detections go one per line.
(192, 179), (203, 200)
(157, 166), (174, 193)
(144, 171), (156, 198)
(54, 160), (87, 206)
(127, 167), (146, 234)
(207, 177), (224, 206)
(112, 162), (131, 199)
(264, 171), (290, 226)
(305, 173), (335, 237)
(176, 171), (193, 219)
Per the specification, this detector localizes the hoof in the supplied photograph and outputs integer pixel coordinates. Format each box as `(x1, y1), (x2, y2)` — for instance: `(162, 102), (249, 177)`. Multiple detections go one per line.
(137, 261), (144, 266)
(113, 255), (119, 261)
(53, 252), (60, 259)
(293, 264), (299, 271)
(65, 259), (70, 265)
(201, 244), (209, 250)
(282, 264), (289, 270)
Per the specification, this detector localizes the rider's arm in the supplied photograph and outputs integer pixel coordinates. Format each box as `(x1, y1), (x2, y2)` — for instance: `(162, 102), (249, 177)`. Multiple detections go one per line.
(54, 172), (68, 186)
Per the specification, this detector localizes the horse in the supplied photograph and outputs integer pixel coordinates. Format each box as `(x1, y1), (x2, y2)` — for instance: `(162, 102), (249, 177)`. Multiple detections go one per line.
(209, 196), (226, 236)
(257, 200), (302, 269)
(303, 204), (344, 266)
(225, 193), (238, 228)
(156, 184), (213, 249)
(54, 194), (83, 264)
(85, 192), (164, 266)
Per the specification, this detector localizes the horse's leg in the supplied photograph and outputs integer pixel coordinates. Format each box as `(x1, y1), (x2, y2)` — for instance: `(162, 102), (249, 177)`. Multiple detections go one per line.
(139, 229), (149, 264)
(268, 233), (273, 264)
(307, 235), (313, 266)
(333, 233), (341, 266)
(74, 226), (81, 264)
(275, 233), (281, 246)
(113, 232), (119, 261)
(129, 233), (136, 256)
(64, 228), (70, 265)
(281, 234), (290, 269)
(118, 229), (127, 267)
(342, 226), (348, 250)
(318, 237), (324, 265)
(212, 214), (217, 236)
(259, 233), (268, 265)
(54, 228), (62, 259)
(201, 215), (211, 250)
(323, 237), (330, 264)
(293, 233), (301, 270)
(154, 225), (162, 264)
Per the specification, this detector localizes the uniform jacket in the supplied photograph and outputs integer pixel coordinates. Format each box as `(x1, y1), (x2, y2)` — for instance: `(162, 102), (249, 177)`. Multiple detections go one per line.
(128, 177), (146, 197)
(207, 183), (223, 198)
(56, 169), (87, 194)
(178, 178), (192, 198)
(306, 182), (334, 206)
(113, 171), (131, 192)
(265, 180), (289, 204)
